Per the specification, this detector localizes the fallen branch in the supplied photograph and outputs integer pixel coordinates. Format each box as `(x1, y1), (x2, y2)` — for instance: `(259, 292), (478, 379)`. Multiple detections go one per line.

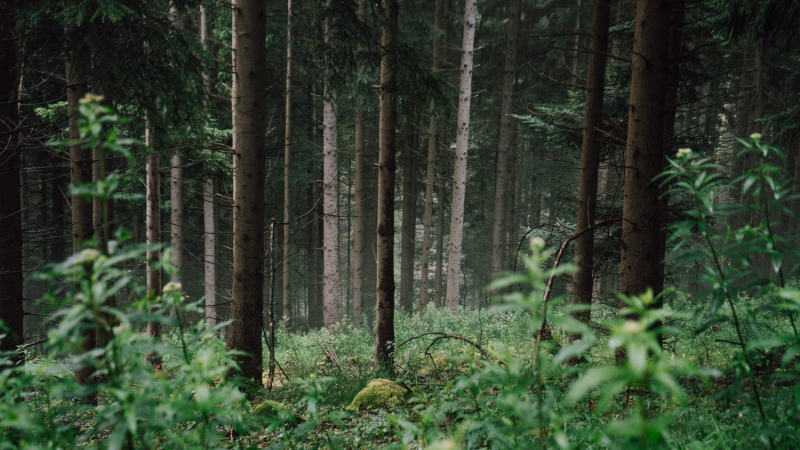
(395, 332), (494, 365)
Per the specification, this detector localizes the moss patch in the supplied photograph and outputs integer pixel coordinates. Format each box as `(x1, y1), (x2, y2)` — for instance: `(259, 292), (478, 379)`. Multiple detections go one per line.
(345, 379), (412, 413)
(252, 400), (306, 426)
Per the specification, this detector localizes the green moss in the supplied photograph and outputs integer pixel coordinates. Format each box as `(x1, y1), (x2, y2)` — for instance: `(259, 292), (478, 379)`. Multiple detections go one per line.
(345, 379), (413, 413)
(252, 400), (306, 426)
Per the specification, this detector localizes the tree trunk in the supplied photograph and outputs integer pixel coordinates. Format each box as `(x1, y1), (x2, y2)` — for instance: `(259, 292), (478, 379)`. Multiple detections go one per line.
(170, 152), (183, 314)
(419, 0), (445, 315)
(400, 121), (416, 314)
(507, 124), (518, 267)
(145, 114), (162, 367)
(490, 0), (521, 286)
(375, 0), (399, 366)
(227, 0), (266, 384)
(570, 0), (582, 88)
(445, 0), (478, 316)
(433, 0), (451, 310)
(283, 0), (293, 328)
(731, 48), (753, 209)
(0, 1), (22, 362)
(618, 0), (672, 305)
(66, 11), (94, 383)
(322, 0), (341, 329)
(204, 179), (218, 328)
(570, 0), (611, 339)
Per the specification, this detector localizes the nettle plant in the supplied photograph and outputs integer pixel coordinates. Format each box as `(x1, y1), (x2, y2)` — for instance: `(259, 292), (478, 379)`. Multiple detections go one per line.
(0, 98), (256, 450)
(659, 135), (800, 448)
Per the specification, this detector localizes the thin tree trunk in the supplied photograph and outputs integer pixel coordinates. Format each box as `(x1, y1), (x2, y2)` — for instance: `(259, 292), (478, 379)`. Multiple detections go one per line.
(445, 0), (478, 316)
(145, 113), (162, 367)
(490, 0), (521, 286)
(419, 0), (445, 315)
(0, 1), (22, 362)
(570, 0), (611, 339)
(507, 124), (518, 266)
(227, 0), (267, 384)
(618, 0), (672, 305)
(352, 1), (368, 329)
(400, 121), (416, 314)
(570, 0), (582, 88)
(283, 0), (293, 329)
(375, 0), (399, 366)
(66, 11), (94, 383)
(731, 48), (752, 209)
(169, 152), (183, 314)
(322, 0), (341, 328)
(433, 0), (451, 310)
(204, 179), (218, 328)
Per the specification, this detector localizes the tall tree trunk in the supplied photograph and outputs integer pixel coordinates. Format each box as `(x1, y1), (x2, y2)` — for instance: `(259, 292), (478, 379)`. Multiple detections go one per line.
(0, 0), (23, 363)
(445, 0), (478, 316)
(375, 0), (399, 366)
(656, 0), (684, 316)
(200, 4), (217, 330)
(283, 0), (293, 328)
(419, 0), (445, 315)
(322, 0), (341, 328)
(570, 0), (611, 339)
(204, 179), (218, 328)
(400, 121), (416, 314)
(732, 48), (753, 209)
(352, 0), (368, 329)
(66, 12), (94, 383)
(507, 124), (518, 266)
(570, 0), (582, 88)
(618, 0), (672, 305)
(170, 152), (183, 312)
(145, 114), (162, 367)
(227, 0), (267, 384)
(490, 0), (521, 286)
(433, 0), (451, 310)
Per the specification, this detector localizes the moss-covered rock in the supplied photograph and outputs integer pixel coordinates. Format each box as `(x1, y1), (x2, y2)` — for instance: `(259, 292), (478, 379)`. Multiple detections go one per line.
(252, 400), (306, 426)
(345, 379), (412, 413)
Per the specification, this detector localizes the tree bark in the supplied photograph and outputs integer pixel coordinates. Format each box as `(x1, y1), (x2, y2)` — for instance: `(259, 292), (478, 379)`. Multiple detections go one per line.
(227, 0), (267, 383)
(618, 0), (672, 305)
(170, 152), (183, 310)
(400, 121), (416, 314)
(433, 0), (451, 310)
(490, 0), (521, 286)
(322, 0), (341, 329)
(200, 4), (218, 330)
(507, 124), (518, 266)
(570, 0), (611, 338)
(0, 0), (22, 363)
(66, 10), (94, 383)
(375, 0), (399, 366)
(283, 0), (293, 329)
(419, 0), (445, 315)
(352, 1), (368, 329)
(145, 114), (162, 367)
(445, 0), (478, 316)
(570, 0), (582, 88)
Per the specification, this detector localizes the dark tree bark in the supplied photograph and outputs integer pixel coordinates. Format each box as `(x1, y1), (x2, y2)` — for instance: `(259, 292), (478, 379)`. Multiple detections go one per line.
(375, 0), (399, 366)
(145, 114), (162, 367)
(618, 0), (673, 306)
(570, 0), (611, 339)
(0, 0), (23, 363)
(490, 0), (521, 287)
(283, 0), (293, 329)
(227, 0), (267, 384)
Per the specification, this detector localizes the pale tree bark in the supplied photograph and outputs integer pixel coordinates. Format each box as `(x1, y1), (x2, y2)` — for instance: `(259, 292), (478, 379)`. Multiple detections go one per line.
(145, 114), (162, 367)
(283, 0), (293, 328)
(170, 152), (183, 297)
(322, 0), (341, 328)
(570, 0), (611, 338)
(375, 0), (398, 366)
(352, 0), (368, 328)
(400, 122), (416, 314)
(0, 1), (22, 362)
(204, 179), (218, 328)
(433, 0), (451, 310)
(227, 0), (267, 384)
(618, 0), (672, 305)
(490, 0), (521, 286)
(419, 0), (445, 315)
(66, 12), (94, 384)
(445, 0), (478, 316)
(200, 4), (217, 329)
